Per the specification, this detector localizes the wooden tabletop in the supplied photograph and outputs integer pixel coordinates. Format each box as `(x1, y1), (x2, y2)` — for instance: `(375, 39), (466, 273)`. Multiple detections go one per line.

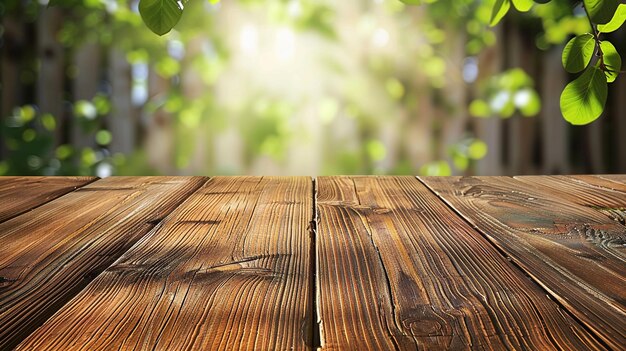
(0, 176), (624, 350)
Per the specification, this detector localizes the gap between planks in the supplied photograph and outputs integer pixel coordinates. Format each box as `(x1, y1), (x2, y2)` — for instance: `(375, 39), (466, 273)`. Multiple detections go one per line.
(310, 177), (322, 349)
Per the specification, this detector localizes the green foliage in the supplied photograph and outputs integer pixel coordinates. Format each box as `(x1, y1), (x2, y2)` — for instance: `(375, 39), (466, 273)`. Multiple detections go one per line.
(560, 65), (607, 125)
(511, 0), (533, 12)
(400, 0), (425, 5)
(469, 69), (541, 118)
(399, 0), (622, 125)
(138, 0), (185, 35)
(0, 100), (117, 176)
(419, 137), (488, 176)
(600, 41), (621, 83)
(490, 0), (510, 26)
(497, 0), (622, 125)
(583, 0), (619, 24)
(598, 4), (626, 32)
(420, 160), (452, 176)
(562, 34), (595, 73)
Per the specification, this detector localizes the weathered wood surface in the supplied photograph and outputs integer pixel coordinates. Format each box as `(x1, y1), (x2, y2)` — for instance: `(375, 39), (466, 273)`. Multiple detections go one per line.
(16, 177), (313, 351)
(316, 176), (604, 350)
(0, 176), (205, 350)
(1, 176), (623, 350)
(593, 174), (626, 185)
(0, 176), (95, 223)
(516, 175), (626, 225)
(420, 176), (626, 349)
(570, 175), (626, 193)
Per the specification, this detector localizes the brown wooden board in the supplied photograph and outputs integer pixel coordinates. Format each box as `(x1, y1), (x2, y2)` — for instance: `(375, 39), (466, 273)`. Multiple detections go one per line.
(584, 174), (626, 189)
(316, 176), (604, 350)
(0, 176), (95, 223)
(420, 176), (626, 350)
(570, 175), (626, 193)
(16, 176), (313, 350)
(0, 176), (205, 350)
(515, 175), (626, 226)
(594, 174), (626, 184)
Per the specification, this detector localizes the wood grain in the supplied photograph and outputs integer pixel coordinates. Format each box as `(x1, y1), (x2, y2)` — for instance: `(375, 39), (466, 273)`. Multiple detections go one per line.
(570, 175), (626, 193)
(515, 175), (626, 226)
(0, 176), (95, 223)
(16, 176), (313, 351)
(317, 176), (604, 350)
(0, 176), (205, 350)
(420, 176), (626, 350)
(594, 174), (626, 184)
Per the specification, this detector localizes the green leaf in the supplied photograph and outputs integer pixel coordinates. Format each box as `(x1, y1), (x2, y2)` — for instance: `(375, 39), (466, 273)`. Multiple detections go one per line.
(533, 0), (550, 3)
(399, 0), (422, 4)
(512, 0), (533, 12)
(469, 100), (491, 118)
(560, 66), (607, 125)
(598, 4), (626, 33)
(139, 0), (184, 36)
(600, 41), (621, 83)
(48, 0), (81, 7)
(583, 0), (620, 25)
(515, 89), (541, 116)
(490, 0), (510, 27)
(468, 140), (488, 160)
(562, 34), (596, 73)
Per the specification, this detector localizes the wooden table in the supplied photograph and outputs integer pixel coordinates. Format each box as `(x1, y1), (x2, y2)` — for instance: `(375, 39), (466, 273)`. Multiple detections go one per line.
(0, 176), (624, 350)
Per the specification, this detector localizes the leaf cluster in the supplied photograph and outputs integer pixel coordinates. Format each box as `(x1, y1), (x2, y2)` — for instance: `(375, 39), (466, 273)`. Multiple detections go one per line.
(488, 0), (624, 125)
(402, 0), (624, 125)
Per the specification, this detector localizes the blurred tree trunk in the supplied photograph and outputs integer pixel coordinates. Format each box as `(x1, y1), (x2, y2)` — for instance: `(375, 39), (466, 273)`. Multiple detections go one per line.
(1, 16), (25, 158)
(441, 29), (468, 175)
(613, 31), (626, 173)
(36, 7), (64, 145)
(587, 114), (605, 173)
(616, 71), (626, 173)
(108, 48), (134, 154)
(541, 47), (570, 174)
(475, 28), (503, 175)
(72, 42), (101, 150)
(507, 24), (536, 175)
(405, 82), (436, 170)
(144, 68), (174, 174)
(182, 36), (210, 175)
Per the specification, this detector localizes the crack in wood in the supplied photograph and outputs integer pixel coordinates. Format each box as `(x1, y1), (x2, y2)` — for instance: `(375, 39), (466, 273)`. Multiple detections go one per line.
(308, 177), (322, 349)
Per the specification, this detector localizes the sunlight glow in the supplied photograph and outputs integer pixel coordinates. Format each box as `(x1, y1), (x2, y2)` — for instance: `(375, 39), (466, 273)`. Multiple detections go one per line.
(275, 28), (296, 61)
(240, 24), (259, 54)
(287, 0), (302, 17)
(372, 28), (389, 47)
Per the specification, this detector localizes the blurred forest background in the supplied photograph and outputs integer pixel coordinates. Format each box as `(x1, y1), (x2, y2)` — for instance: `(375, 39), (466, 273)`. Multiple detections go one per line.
(1, 0), (625, 177)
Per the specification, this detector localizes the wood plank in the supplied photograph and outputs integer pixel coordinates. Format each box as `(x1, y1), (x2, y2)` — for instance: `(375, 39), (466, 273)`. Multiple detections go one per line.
(420, 176), (626, 349)
(0, 176), (205, 350)
(570, 175), (626, 193)
(515, 175), (626, 226)
(317, 176), (604, 350)
(594, 174), (626, 184)
(514, 175), (626, 208)
(16, 176), (313, 350)
(0, 176), (95, 223)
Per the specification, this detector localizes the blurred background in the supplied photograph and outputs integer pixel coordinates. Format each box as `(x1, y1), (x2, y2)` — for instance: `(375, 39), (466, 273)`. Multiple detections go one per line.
(1, 0), (625, 177)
